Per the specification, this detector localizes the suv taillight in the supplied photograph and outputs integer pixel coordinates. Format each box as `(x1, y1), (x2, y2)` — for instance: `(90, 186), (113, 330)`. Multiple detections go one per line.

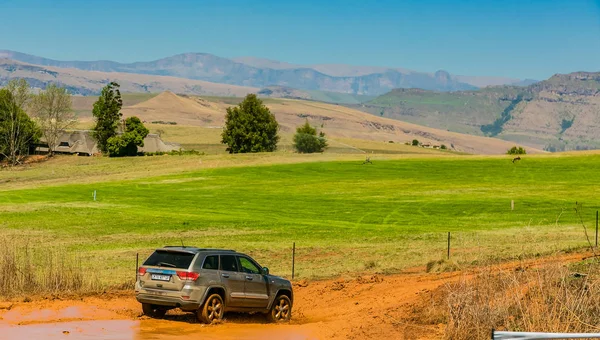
(138, 267), (147, 276)
(177, 271), (199, 281)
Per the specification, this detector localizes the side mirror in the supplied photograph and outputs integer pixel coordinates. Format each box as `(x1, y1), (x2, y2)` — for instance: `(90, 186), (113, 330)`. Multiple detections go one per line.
(262, 267), (269, 275)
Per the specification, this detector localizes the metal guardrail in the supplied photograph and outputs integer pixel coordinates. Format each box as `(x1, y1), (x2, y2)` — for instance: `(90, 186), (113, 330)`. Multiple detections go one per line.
(493, 330), (600, 339)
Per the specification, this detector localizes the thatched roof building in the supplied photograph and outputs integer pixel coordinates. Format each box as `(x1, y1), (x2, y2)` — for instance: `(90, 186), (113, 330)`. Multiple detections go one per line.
(35, 130), (180, 156)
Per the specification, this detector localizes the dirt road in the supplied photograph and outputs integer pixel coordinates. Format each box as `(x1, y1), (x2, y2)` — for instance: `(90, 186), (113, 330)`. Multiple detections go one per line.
(0, 253), (587, 340)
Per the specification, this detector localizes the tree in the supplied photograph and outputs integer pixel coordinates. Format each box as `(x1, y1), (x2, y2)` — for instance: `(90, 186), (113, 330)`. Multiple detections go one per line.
(507, 146), (526, 155)
(106, 116), (149, 157)
(92, 82), (123, 154)
(293, 120), (327, 153)
(221, 94), (279, 153)
(412, 139), (420, 146)
(440, 144), (447, 150)
(0, 81), (41, 165)
(30, 84), (75, 156)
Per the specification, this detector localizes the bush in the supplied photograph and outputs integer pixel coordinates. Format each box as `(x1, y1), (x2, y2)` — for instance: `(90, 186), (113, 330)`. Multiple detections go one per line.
(107, 116), (149, 157)
(440, 144), (447, 150)
(221, 94), (280, 153)
(507, 146), (526, 155)
(412, 139), (420, 146)
(151, 121), (177, 125)
(293, 121), (327, 153)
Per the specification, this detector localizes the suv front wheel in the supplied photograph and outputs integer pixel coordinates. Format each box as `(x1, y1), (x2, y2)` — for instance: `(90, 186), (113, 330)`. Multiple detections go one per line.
(198, 293), (225, 324)
(267, 295), (292, 322)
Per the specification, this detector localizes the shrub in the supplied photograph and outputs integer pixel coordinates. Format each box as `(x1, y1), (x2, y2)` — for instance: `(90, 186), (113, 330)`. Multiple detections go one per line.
(440, 144), (447, 150)
(412, 139), (420, 146)
(107, 116), (149, 157)
(293, 121), (328, 153)
(507, 146), (526, 155)
(151, 121), (177, 125)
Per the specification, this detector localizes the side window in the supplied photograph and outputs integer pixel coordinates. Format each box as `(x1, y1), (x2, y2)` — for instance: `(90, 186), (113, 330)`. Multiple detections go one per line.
(239, 257), (261, 274)
(202, 255), (219, 270)
(220, 255), (239, 272)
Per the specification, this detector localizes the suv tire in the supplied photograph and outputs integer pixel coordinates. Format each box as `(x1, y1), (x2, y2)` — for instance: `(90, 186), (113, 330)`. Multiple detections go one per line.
(142, 303), (167, 318)
(267, 295), (292, 322)
(198, 293), (225, 324)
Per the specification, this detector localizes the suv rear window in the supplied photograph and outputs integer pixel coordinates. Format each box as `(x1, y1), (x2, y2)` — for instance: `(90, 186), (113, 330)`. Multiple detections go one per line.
(143, 250), (195, 269)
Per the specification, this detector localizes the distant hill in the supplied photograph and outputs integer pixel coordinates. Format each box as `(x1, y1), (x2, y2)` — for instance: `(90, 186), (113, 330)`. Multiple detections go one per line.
(0, 59), (257, 96)
(358, 72), (600, 151)
(0, 50), (531, 95)
(257, 86), (374, 104)
(109, 91), (540, 155)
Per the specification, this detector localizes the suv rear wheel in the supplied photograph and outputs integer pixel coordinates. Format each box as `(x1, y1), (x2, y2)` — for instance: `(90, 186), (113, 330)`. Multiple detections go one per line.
(142, 303), (167, 318)
(198, 293), (224, 324)
(267, 295), (292, 322)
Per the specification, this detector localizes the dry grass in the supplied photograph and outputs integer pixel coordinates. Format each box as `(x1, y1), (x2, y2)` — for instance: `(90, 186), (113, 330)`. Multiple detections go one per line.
(413, 258), (600, 339)
(425, 258), (461, 273)
(0, 237), (99, 298)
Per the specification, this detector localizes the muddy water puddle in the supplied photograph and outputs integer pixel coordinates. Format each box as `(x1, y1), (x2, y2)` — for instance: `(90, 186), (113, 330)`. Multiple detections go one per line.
(0, 319), (317, 340)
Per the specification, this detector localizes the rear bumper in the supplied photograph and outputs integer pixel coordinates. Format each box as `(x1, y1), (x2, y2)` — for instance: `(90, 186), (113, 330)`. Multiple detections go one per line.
(135, 281), (205, 311)
(136, 292), (201, 311)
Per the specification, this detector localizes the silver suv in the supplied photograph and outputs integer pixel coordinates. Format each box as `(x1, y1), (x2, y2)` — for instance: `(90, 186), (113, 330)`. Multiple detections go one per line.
(135, 246), (293, 323)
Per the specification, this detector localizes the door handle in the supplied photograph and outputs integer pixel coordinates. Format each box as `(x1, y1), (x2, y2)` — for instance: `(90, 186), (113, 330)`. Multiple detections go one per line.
(246, 276), (253, 280)
(222, 274), (230, 278)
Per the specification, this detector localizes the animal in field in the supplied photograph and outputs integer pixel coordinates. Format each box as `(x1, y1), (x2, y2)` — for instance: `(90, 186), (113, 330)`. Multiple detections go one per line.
(363, 156), (372, 165)
(512, 156), (521, 163)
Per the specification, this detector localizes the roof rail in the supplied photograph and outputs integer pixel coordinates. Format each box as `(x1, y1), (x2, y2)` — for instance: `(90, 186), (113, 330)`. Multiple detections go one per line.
(162, 246), (236, 251)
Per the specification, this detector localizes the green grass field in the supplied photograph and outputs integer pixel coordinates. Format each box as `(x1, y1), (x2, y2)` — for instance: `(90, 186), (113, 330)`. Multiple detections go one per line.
(1, 153), (598, 286)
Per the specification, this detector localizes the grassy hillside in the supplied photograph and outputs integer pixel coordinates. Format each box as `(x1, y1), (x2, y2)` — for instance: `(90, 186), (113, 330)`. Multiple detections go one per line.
(76, 92), (538, 155)
(0, 154), (598, 285)
(359, 73), (600, 151)
(258, 86), (374, 104)
(72, 93), (158, 118)
(359, 87), (524, 135)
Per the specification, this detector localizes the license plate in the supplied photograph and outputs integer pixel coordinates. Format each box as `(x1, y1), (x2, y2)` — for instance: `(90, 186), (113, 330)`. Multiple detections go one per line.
(151, 274), (171, 281)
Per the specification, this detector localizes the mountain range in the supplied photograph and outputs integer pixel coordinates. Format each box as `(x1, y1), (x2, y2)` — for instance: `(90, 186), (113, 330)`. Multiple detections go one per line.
(0, 50), (534, 95)
(1, 49), (598, 152)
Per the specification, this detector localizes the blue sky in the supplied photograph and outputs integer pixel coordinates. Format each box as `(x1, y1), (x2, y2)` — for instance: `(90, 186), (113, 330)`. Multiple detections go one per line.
(1, 0), (599, 79)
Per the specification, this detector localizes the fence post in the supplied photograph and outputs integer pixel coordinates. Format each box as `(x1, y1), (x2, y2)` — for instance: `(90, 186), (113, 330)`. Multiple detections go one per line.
(292, 242), (296, 280)
(447, 232), (451, 259)
(136, 253), (139, 281)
